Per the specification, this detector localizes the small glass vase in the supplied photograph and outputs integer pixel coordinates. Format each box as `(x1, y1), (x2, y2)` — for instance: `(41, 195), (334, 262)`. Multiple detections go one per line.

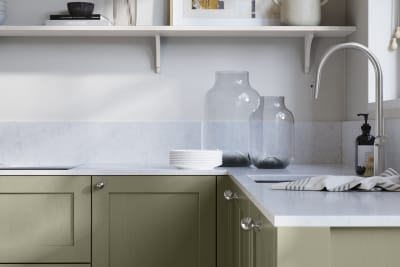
(203, 71), (261, 167)
(250, 96), (295, 169)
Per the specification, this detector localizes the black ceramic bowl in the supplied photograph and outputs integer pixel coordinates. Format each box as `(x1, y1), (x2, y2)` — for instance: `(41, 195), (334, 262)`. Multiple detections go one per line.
(67, 2), (94, 17)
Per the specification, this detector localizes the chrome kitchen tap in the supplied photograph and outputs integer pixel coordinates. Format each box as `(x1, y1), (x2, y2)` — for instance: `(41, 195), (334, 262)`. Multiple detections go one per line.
(315, 42), (384, 176)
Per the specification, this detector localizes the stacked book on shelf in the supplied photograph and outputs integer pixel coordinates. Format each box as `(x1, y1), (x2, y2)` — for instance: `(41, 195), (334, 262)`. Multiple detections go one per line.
(45, 14), (112, 26)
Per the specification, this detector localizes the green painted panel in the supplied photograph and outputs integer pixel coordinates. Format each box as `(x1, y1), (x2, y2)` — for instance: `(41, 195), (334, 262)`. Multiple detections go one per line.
(92, 175), (216, 267)
(109, 193), (198, 266)
(0, 176), (91, 263)
(230, 180), (250, 267)
(250, 202), (276, 267)
(0, 194), (73, 246)
(331, 228), (400, 267)
(217, 176), (234, 267)
(276, 228), (330, 267)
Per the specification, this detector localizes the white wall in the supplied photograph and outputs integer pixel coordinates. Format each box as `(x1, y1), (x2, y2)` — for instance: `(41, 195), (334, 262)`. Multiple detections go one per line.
(345, 0), (369, 120)
(0, 36), (348, 121)
(346, 0), (400, 120)
(368, 0), (399, 102)
(0, 0), (347, 122)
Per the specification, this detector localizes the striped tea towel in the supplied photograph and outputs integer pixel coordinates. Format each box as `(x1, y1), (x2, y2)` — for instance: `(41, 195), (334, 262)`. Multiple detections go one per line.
(271, 168), (400, 192)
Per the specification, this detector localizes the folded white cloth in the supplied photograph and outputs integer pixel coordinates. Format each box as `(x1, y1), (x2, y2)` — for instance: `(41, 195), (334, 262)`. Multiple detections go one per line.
(271, 168), (400, 192)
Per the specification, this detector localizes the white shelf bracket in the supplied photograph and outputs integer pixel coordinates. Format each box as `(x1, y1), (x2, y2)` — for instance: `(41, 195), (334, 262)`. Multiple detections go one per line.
(304, 33), (314, 73)
(155, 33), (161, 74)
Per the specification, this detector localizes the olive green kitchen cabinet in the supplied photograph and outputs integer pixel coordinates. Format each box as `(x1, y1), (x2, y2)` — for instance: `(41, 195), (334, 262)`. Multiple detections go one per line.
(217, 176), (251, 267)
(92, 175), (216, 267)
(218, 176), (275, 267)
(248, 205), (400, 267)
(249, 203), (276, 267)
(217, 176), (400, 267)
(217, 176), (234, 267)
(218, 176), (330, 267)
(232, 179), (251, 267)
(0, 176), (91, 264)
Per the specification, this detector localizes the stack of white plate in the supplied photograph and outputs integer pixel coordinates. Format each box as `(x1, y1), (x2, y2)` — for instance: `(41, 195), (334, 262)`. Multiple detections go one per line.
(0, 0), (6, 25)
(169, 150), (222, 170)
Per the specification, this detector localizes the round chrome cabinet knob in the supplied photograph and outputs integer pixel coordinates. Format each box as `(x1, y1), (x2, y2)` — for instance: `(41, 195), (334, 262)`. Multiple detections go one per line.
(240, 217), (261, 231)
(95, 181), (106, 190)
(224, 190), (239, 201)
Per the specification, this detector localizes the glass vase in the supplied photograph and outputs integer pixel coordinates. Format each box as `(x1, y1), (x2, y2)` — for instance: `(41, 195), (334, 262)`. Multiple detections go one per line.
(250, 96), (294, 169)
(203, 71), (261, 167)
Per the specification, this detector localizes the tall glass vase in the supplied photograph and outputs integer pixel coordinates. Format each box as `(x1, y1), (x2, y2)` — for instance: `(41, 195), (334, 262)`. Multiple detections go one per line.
(250, 96), (295, 169)
(203, 71), (260, 167)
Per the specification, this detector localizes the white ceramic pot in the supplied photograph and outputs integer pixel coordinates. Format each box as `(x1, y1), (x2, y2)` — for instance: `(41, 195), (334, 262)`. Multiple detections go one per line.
(273, 0), (328, 26)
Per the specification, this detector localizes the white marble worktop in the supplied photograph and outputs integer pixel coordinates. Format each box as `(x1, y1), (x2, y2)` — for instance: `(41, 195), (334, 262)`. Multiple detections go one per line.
(226, 166), (400, 227)
(0, 163), (227, 176)
(1, 163), (400, 227)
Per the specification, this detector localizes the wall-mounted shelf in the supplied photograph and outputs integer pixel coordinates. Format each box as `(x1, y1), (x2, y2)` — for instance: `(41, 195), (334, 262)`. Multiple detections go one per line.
(0, 25), (356, 73)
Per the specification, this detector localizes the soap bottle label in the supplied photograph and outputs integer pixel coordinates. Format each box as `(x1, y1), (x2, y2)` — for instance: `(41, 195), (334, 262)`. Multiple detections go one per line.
(357, 145), (374, 166)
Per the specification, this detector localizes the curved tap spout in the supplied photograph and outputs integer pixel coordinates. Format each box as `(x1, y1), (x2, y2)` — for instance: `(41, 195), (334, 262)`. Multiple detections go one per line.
(314, 42), (384, 175)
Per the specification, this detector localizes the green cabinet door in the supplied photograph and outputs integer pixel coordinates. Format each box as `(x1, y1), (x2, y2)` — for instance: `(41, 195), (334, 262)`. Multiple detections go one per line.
(217, 176), (235, 267)
(0, 176), (91, 263)
(249, 202), (276, 267)
(218, 177), (276, 267)
(92, 175), (216, 267)
(230, 180), (250, 267)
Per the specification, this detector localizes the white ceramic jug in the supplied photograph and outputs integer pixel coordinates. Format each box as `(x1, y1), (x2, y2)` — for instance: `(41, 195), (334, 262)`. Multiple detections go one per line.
(273, 0), (328, 26)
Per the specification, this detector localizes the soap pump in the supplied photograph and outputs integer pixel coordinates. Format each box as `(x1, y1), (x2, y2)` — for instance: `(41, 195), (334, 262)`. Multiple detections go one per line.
(355, 113), (375, 176)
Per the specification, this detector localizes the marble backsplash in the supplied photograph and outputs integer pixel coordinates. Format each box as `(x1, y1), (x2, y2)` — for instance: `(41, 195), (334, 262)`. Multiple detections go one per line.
(0, 121), (342, 166)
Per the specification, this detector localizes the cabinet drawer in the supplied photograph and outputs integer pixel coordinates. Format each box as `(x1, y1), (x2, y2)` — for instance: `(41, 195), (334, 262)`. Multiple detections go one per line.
(0, 176), (91, 263)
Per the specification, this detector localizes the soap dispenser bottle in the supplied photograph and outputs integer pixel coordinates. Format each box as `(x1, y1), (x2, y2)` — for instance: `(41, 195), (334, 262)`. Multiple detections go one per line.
(355, 113), (375, 176)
